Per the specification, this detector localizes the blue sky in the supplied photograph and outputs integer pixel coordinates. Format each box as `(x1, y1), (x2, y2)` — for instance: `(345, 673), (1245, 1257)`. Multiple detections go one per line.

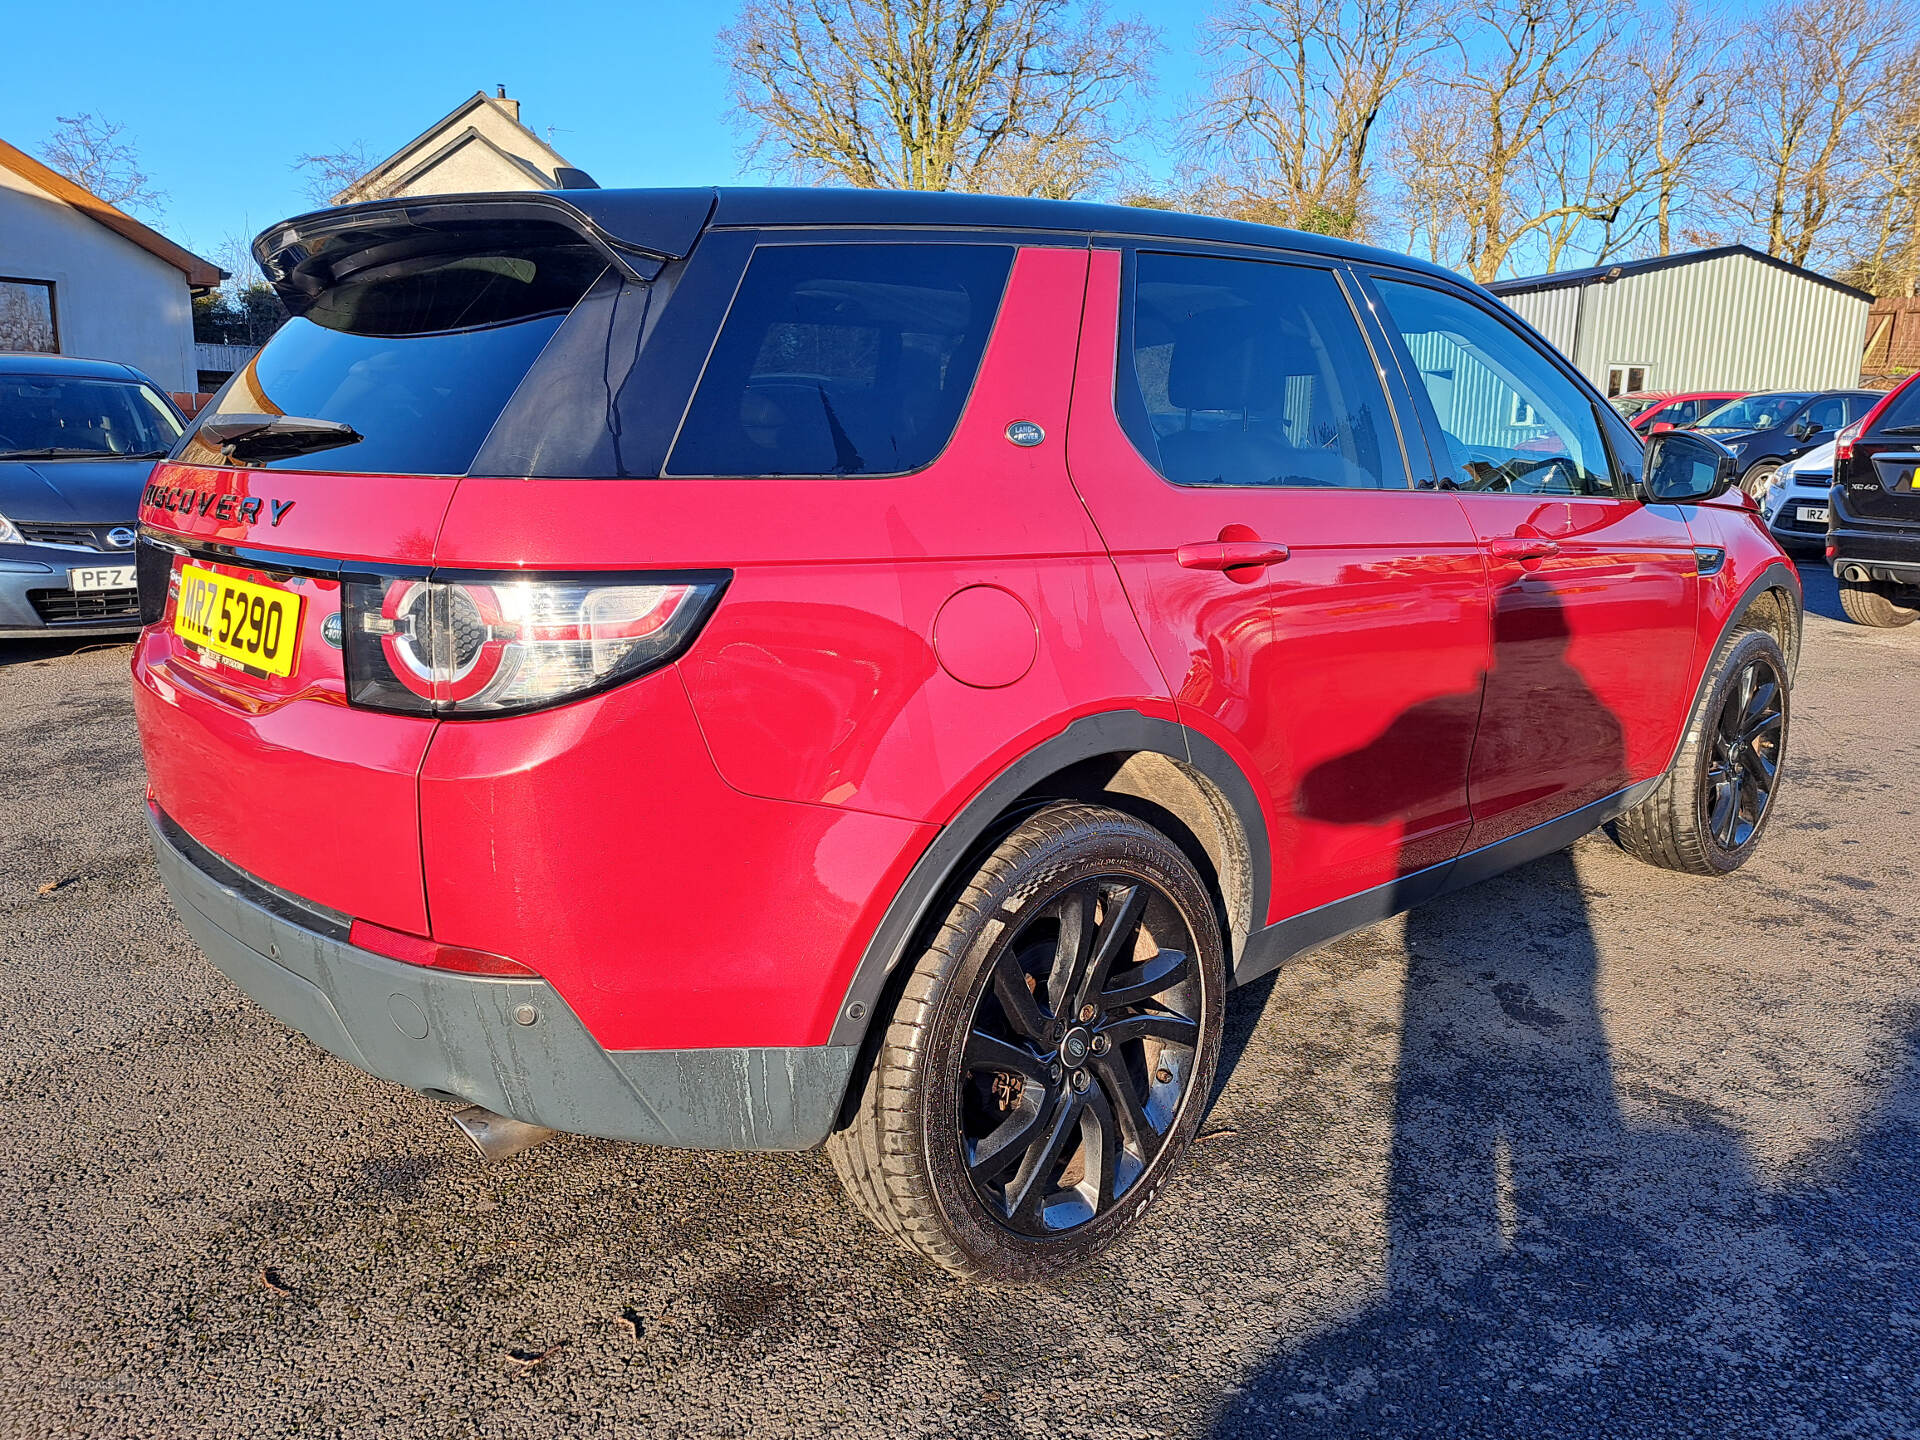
(1, 0), (1211, 268)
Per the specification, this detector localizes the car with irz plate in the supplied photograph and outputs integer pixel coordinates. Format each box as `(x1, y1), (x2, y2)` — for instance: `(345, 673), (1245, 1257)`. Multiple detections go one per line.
(132, 187), (1801, 1280)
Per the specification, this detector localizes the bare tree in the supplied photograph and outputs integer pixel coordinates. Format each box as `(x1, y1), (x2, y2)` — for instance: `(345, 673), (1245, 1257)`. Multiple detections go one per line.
(1187, 0), (1452, 238)
(1849, 66), (1920, 296)
(720, 0), (1159, 197)
(292, 142), (379, 206)
(1622, 0), (1740, 255)
(38, 114), (166, 219)
(1390, 0), (1632, 281)
(1722, 0), (1915, 266)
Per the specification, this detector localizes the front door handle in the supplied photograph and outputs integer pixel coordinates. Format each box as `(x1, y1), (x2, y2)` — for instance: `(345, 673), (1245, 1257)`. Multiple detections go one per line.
(1176, 540), (1291, 572)
(1488, 536), (1561, 561)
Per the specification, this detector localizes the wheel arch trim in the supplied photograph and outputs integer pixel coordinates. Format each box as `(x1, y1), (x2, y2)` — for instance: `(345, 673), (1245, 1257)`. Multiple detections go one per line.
(1670, 557), (1802, 774)
(825, 710), (1271, 1049)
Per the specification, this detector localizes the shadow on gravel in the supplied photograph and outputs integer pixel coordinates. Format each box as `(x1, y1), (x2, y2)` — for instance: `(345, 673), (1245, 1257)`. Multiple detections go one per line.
(0, 635), (133, 669)
(1211, 566), (1920, 1437)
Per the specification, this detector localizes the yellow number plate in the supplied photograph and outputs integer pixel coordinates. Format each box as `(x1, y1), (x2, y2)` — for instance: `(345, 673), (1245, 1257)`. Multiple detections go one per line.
(172, 563), (304, 678)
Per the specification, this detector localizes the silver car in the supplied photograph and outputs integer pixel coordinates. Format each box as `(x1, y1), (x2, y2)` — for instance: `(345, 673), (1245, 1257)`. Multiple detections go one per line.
(0, 353), (183, 639)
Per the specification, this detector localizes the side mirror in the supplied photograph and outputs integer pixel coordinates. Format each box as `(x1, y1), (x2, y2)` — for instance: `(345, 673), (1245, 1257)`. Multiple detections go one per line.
(1643, 429), (1738, 504)
(1790, 419), (1816, 440)
(1648, 420), (1674, 434)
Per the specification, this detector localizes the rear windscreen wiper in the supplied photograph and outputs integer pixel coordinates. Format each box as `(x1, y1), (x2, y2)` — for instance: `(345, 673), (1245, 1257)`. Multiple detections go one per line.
(0, 447), (117, 459)
(197, 414), (363, 463)
(1874, 423), (1920, 435)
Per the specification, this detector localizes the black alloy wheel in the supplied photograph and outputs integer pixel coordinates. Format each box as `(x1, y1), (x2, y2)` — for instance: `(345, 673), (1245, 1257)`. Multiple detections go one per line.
(958, 874), (1201, 1236)
(828, 802), (1225, 1279)
(1614, 626), (1792, 875)
(1703, 652), (1785, 850)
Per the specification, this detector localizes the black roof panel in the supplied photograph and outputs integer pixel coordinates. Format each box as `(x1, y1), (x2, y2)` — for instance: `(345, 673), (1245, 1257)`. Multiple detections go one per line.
(259, 185), (1475, 291)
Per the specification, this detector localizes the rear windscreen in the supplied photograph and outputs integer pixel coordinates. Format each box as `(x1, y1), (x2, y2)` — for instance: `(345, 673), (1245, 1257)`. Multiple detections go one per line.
(666, 243), (1012, 477)
(177, 241), (607, 475)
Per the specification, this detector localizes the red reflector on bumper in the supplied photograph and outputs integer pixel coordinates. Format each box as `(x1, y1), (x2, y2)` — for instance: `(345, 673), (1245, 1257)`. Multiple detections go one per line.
(348, 919), (539, 978)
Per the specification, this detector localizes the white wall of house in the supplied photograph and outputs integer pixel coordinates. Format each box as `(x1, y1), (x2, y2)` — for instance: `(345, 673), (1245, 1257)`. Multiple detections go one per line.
(0, 164), (195, 391)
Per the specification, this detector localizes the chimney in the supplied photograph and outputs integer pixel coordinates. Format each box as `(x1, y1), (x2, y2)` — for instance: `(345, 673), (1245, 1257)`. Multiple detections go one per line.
(494, 84), (519, 122)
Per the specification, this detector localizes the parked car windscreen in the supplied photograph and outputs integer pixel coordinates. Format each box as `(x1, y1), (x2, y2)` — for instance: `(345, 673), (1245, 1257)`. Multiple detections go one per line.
(666, 243), (1013, 477)
(1696, 393), (1811, 430)
(0, 375), (181, 459)
(176, 239), (609, 475)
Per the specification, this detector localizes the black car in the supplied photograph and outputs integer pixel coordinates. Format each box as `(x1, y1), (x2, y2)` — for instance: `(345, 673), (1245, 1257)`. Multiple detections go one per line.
(1691, 388), (1882, 499)
(0, 353), (184, 638)
(1829, 377), (1920, 626)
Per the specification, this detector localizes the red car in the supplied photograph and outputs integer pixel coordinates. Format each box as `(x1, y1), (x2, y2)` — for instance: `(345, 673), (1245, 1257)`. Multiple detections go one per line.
(132, 189), (1801, 1280)
(1615, 390), (1747, 435)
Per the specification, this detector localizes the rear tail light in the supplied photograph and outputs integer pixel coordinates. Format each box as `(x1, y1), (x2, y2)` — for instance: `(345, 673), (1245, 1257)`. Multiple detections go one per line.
(341, 570), (727, 716)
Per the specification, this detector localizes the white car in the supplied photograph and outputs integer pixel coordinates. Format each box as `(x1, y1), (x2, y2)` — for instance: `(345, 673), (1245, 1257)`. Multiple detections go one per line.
(1761, 438), (1835, 548)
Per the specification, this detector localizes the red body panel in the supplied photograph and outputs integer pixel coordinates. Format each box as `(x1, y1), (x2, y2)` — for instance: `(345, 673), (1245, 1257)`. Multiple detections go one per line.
(1066, 249), (1492, 919)
(1451, 495), (1699, 846)
(135, 465), (462, 932)
(418, 671), (930, 1049)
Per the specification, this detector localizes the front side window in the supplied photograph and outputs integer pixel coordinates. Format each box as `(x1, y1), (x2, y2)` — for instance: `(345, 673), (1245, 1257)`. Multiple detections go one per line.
(667, 244), (1013, 477)
(1376, 279), (1615, 497)
(0, 375), (181, 459)
(1121, 251), (1403, 489)
(0, 279), (56, 353)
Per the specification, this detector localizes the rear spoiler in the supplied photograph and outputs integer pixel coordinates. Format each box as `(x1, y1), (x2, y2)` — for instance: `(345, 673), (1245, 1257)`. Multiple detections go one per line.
(252, 188), (718, 312)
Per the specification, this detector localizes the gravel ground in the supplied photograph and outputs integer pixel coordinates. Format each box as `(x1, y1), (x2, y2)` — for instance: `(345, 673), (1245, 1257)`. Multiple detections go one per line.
(1, 560), (1915, 1440)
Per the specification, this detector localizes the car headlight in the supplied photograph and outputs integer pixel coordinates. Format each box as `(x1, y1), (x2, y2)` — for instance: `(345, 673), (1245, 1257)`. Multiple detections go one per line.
(0, 511), (23, 544)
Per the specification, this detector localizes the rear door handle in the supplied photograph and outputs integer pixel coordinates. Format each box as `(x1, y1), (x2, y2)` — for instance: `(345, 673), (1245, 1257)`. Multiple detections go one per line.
(1488, 536), (1561, 560)
(1176, 541), (1291, 571)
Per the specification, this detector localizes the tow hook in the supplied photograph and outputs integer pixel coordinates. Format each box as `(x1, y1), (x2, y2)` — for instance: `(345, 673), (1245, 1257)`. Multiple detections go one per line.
(450, 1105), (556, 1161)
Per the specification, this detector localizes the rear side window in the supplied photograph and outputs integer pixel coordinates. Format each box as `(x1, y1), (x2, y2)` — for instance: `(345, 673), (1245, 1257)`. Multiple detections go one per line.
(666, 244), (1012, 477)
(177, 239), (607, 475)
(1120, 252), (1404, 489)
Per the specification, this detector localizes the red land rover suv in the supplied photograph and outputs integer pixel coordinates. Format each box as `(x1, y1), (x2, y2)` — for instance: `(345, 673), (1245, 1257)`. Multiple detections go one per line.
(132, 188), (1800, 1279)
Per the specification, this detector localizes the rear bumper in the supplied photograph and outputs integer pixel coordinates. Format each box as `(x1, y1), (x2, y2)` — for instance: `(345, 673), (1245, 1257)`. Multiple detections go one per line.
(1828, 521), (1920, 583)
(150, 805), (855, 1151)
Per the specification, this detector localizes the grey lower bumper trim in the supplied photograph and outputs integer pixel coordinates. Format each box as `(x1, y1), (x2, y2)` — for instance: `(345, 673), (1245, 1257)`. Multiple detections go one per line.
(148, 809), (852, 1151)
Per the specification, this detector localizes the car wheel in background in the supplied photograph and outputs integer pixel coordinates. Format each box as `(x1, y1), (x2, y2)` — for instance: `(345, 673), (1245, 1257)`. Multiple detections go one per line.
(1740, 461), (1780, 499)
(1614, 628), (1790, 876)
(828, 802), (1225, 1280)
(1838, 577), (1919, 628)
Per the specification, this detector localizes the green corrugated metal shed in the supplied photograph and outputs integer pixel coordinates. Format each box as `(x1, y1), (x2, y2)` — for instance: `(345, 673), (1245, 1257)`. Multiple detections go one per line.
(1487, 246), (1871, 398)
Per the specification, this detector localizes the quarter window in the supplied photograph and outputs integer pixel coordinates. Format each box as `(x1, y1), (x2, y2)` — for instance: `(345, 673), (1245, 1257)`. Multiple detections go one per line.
(1377, 280), (1616, 498)
(668, 244), (1013, 477)
(1120, 252), (1404, 489)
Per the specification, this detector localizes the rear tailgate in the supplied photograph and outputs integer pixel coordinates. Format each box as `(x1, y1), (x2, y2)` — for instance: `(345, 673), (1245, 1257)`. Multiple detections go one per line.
(135, 463), (455, 931)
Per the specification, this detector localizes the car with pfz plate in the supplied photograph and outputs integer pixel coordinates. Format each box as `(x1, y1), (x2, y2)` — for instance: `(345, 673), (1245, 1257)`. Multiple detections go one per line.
(0, 353), (182, 638)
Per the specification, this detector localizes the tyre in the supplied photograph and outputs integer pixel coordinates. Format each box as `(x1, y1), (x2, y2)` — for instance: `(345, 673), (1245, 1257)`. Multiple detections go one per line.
(1838, 576), (1918, 627)
(1740, 461), (1780, 500)
(828, 801), (1225, 1280)
(1614, 628), (1790, 875)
